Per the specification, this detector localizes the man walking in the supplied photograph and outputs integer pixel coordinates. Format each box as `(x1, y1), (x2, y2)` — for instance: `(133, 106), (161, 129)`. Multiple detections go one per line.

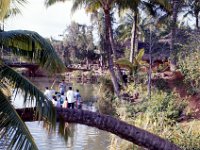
(66, 87), (75, 109)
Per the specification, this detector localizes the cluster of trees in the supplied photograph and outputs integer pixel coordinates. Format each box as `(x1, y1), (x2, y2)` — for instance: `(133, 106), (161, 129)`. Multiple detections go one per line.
(61, 22), (100, 67)
(0, 0), (199, 149)
(47, 0), (199, 96)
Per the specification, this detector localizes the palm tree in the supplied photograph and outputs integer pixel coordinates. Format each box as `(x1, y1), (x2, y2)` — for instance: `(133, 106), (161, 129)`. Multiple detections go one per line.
(169, 0), (183, 71)
(117, 0), (171, 63)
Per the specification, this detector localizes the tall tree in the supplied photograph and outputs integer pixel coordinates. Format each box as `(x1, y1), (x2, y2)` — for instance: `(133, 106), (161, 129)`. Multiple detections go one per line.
(169, 0), (183, 71)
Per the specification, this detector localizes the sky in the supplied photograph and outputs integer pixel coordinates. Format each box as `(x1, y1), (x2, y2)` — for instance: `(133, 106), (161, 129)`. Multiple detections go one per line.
(4, 0), (91, 40)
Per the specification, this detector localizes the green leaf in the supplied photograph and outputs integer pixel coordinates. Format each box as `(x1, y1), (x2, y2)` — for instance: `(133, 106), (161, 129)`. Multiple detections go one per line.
(0, 91), (38, 150)
(0, 30), (66, 73)
(115, 58), (134, 72)
(136, 48), (145, 62)
(0, 63), (56, 128)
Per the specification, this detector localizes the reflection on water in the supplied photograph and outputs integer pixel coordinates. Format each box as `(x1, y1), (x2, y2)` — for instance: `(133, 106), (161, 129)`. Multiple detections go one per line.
(14, 77), (110, 150)
(26, 121), (109, 150)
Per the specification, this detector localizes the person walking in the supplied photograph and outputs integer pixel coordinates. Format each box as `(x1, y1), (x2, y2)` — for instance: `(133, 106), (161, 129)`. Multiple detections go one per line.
(74, 89), (82, 109)
(59, 80), (67, 95)
(66, 87), (75, 109)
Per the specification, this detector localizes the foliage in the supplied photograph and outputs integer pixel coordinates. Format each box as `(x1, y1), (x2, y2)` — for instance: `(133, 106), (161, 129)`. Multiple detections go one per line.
(153, 78), (170, 91)
(0, 30), (65, 73)
(110, 89), (197, 150)
(178, 30), (200, 95)
(97, 74), (116, 115)
(0, 29), (65, 149)
(115, 49), (146, 75)
(62, 22), (98, 64)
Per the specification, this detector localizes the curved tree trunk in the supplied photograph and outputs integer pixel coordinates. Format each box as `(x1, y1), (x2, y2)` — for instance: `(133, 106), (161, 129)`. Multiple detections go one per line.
(130, 13), (138, 63)
(104, 9), (120, 96)
(170, 0), (179, 71)
(56, 108), (181, 150)
(16, 108), (181, 150)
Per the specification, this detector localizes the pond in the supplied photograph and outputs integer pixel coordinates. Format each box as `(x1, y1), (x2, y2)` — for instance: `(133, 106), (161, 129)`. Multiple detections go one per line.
(12, 77), (110, 150)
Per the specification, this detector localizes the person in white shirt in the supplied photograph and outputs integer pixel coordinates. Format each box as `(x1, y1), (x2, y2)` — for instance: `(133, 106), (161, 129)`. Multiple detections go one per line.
(66, 87), (75, 109)
(44, 87), (52, 100)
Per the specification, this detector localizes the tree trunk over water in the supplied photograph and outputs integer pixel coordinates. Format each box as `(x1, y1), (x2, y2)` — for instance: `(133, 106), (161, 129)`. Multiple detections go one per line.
(16, 108), (181, 150)
(57, 108), (181, 150)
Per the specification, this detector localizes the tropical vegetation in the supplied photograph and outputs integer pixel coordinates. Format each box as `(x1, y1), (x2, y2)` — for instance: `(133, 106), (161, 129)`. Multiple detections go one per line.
(1, 0), (200, 149)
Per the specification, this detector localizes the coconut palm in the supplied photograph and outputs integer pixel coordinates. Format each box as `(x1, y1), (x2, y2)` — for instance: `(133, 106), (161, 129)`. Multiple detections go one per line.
(116, 0), (171, 63)
(169, 0), (184, 71)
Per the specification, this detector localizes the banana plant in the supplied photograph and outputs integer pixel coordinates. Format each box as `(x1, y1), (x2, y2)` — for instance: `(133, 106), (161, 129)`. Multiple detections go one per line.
(115, 48), (146, 75)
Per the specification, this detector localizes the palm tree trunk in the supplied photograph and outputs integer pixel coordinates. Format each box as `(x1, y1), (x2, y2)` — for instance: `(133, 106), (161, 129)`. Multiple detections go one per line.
(170, 0), (179, 71)
(107, 12), (125, 86)
(16, 107), (181, 149)
(57, 108), (181, 150)
(130, 13), (138, 63)
(104, 9), (120, 96)
(195, 14), (199, 29)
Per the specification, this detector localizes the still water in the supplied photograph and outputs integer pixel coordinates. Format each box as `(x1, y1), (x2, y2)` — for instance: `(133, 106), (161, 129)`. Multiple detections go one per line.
(13, 77), (110, 150)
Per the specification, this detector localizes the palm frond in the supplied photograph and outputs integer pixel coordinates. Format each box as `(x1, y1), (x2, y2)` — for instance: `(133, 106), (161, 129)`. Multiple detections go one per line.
(0, 30), (66, 73)
(0, 90), (38, 150)
(71, 0), (87, 14)
(44, 0), (66, 7)
(0, 63), (56, 128)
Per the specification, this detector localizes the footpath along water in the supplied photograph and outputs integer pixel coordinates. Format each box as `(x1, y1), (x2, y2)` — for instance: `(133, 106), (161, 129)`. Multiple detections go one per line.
(12, 77), (110, 150)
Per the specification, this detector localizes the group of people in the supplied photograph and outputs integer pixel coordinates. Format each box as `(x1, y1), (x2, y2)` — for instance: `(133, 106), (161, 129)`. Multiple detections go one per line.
(44, 80), (82, 109)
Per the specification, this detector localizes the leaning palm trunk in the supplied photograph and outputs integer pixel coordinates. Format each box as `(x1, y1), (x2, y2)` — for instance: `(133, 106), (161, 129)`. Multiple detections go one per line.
(56, 108), (181, 150)
(170, 0), (179, 71)
(104, 9), (120, 96)
(107, 13), (125, 86)
(130, 13), (138, 63)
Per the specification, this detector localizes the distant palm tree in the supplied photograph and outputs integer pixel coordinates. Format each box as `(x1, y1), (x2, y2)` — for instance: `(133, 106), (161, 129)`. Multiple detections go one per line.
(116, 0), (171, 63)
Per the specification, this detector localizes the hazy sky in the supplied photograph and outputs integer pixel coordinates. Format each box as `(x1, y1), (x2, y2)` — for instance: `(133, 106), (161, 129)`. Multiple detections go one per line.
(4, 0), (91, 40)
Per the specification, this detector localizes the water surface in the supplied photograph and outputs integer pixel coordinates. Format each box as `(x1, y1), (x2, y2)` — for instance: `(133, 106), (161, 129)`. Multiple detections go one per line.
(13, 77), (110, 150)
